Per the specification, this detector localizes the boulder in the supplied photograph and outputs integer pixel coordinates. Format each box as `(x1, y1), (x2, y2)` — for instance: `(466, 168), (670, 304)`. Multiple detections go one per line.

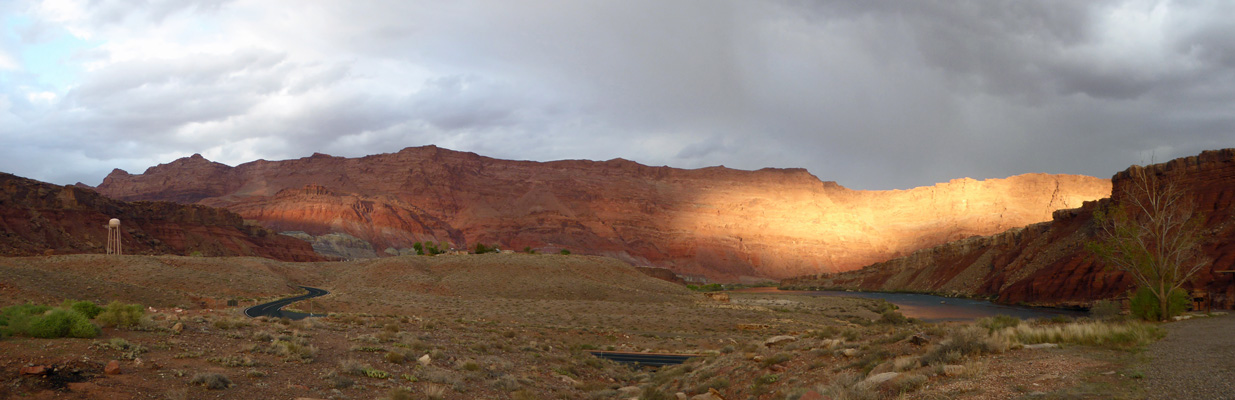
(856, 372), (900, 391)
(763, 335), (798, 347)
(417, 354), (431, 367)
(19, 365), (48, 375)
(104, 360), (121, 375)
(841, 348), (860, 357)
(171, 322), (184, 334)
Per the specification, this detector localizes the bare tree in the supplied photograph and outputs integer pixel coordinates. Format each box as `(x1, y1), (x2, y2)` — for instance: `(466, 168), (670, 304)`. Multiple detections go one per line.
(1090, 167), (1209, 321)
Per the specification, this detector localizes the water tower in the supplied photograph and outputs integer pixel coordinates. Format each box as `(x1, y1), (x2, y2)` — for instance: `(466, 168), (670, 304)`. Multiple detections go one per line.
(106, 218), (122, 255)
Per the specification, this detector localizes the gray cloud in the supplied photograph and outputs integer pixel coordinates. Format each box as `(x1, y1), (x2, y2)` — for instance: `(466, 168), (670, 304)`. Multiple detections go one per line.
(1, 0), (1233, 190)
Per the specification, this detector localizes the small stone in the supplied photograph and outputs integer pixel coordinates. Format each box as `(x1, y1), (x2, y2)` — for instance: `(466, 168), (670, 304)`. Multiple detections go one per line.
(943, 365), (965, 376)
(617, 386), (641, 397)
(1100, 371), (1116, 375)
(417, 354), (431, 366)
(908, 333), (930, 346)
(690, 388), (726, 400)
(856, 372), (900, 390)
(171, 322), (184, 334)
(841, 348), (860, 357)
(763, 335), (798, 347)
(133, 358), (144, 368)
(676, 392), (689, 400)
(1023, 343), (1059, 350)
(105, 360), (121, 375)
(820, 339), (842, 349)
(19, 365), (48, 375)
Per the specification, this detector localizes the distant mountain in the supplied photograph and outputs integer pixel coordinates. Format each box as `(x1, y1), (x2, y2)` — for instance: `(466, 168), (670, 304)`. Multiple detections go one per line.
(0, 172), (322, 261)
(92, 145), (1109, 281)
(783, 149), (1235, 309)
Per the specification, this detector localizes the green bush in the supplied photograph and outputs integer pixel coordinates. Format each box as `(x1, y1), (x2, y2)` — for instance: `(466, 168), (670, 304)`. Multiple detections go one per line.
(0, 303), (99, 339)
(28, 309), (100, 338)
(1130, 287), (1189, 321)
(96, 301), (144, 328)
(559, 249), (571, 255)
(879, 310), (909, 325)
(62, 300), (103, 319)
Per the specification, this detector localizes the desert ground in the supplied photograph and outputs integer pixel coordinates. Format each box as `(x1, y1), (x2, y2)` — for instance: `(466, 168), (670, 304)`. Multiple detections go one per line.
(0, 254), (1180, 399)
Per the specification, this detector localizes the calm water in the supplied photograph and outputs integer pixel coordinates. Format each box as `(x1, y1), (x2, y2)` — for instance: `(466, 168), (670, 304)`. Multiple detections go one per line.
(737, 287), (1085, 322)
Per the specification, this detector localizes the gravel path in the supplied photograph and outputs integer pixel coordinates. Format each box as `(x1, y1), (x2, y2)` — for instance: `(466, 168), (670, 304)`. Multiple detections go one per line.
(1144, 314), (1235, 400)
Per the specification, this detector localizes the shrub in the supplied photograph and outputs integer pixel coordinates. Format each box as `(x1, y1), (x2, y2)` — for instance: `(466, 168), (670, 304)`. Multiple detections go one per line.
(1012, 320), (1164, 349)
(62, 300), (103, 319)
(1089, 300), (1122, 320)
(96, 301), (144, 328)
(977, 315), (1021, 333)
(762, 352), (793, 367)
(385, 351), (406, 364)
(362, 367), (390, 379)
(1130, 287), (1189, 321)
(559, 249), (571, 255)
(879, 310), (908, 325)
(28, 309), (100, 339)
(189, 373), (231, 390)
(388, 387), (414, 400)
(921, 326), (1008, 365)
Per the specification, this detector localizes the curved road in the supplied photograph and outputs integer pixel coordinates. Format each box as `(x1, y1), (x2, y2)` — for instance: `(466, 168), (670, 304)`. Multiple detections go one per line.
(243, 286), (329, 320)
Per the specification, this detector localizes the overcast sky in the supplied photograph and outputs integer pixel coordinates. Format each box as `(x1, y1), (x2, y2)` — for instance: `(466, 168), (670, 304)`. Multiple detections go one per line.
(1, 0), (1232, 190)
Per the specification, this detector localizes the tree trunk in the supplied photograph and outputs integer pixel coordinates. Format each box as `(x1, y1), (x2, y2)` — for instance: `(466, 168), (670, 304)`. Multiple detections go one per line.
(1159, 283), (1169, 321)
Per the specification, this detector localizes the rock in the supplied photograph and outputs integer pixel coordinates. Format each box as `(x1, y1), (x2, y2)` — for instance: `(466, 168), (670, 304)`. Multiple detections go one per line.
(943, 365), (965, 376)
(841, 348), (860, 357)
(617, 386), (641, 397)
(1023, 343), (1060, 350)
(133, 358), (143, 368)
(417, 354), (431, 367)
(856, 372), (900, 391)
(763, 335), (798, 347)
(784, 149), (1235, 310)
(690, 388), (726, 400)
(0, 173), (322, 261)
(819, 339), (842, 349)
(171, 322), (184, 334)
(908, 333), (930, 346)
(676, 393), (689, 400)
(92, 145), (1110, 281)
(105, 360), (121, 375)
(19, 365), (48, 375)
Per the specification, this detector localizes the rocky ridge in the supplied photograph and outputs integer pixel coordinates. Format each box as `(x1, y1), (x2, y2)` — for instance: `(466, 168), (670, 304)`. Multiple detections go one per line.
(0, 172), (322, 261)
(92, 146), (1111, 280)
(782, 149), (1235, 308)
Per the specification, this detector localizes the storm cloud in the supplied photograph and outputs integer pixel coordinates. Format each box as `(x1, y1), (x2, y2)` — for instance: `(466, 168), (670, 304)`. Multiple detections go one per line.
(1, 0), (1232, 189)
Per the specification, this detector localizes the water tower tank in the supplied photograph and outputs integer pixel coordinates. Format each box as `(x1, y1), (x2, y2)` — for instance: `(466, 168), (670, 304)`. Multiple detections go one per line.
(109, 218), (120, 227)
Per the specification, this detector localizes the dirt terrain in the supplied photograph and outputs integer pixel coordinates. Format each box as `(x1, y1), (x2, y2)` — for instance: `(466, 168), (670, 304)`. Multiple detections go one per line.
(0, 254), (1155, 399)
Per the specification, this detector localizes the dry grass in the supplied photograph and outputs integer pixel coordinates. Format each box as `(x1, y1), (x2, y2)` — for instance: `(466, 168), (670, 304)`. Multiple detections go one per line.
(1010, 320), (1164, 349)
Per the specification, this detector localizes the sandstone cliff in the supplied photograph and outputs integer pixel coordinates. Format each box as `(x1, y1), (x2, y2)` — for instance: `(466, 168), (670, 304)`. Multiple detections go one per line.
(93, 146), (1110, 280)
(0, 172), (322, 261)
(782, 149), (1235, 308)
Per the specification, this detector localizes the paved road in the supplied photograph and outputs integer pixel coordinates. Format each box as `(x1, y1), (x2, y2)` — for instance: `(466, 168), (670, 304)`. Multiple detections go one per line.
(243, 286), (329, 320)
(589, 351), (695, 366)
(1144, 314), (1235, 400)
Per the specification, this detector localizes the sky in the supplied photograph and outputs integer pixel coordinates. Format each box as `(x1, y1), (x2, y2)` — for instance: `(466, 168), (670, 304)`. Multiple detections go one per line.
(1, 0), (1232, 190)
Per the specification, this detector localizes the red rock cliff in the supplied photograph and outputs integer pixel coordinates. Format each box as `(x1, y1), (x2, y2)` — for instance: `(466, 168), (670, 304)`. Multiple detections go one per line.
(783, 149), (1235, 308)
(0, 172), (322, 261)
(93, 146), (1110, 281)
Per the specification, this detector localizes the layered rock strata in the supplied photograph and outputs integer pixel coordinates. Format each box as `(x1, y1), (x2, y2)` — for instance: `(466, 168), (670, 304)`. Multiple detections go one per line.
(93, 146), (1110, 280)
(0, 172), (322, 261)
(783, 149), (1235, 308)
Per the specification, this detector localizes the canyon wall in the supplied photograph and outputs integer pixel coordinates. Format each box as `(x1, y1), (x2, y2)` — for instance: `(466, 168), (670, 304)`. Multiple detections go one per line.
(0, 172), (323, 261)
(92, 146), (1110, 281)
(782, 149), (1235, 308)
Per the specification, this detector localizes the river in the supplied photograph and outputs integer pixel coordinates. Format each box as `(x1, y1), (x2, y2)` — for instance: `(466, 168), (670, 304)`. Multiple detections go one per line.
(736, 287), (1086, 322)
